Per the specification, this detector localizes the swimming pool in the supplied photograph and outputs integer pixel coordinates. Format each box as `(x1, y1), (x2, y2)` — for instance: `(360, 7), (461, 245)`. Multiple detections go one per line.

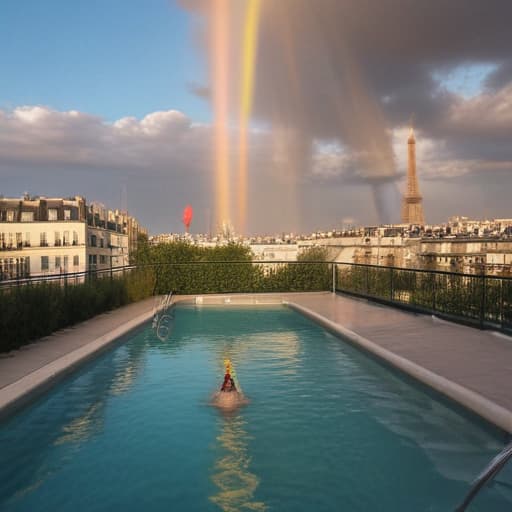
(0, 305), (510, 511)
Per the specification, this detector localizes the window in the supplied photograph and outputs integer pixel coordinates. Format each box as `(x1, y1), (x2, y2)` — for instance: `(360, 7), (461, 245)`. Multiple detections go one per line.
(54, 231), (61, 246)
(73, 255), (79, 267)
(16, 233), (22, 249)
(40, 232), (48, 247)
(63, 256), (68, 270)
(24, 232), (30, 247)
(7, 210), (15, 222)
(73, 231), (79, 245)
(48, 209), (58, 221)
(41, 256), (49, 271)
(100, 255), (107, 264)
(8, 233), (13, 248)
(64, 209), (71, 220)
(55, 256), (61, 269)
(100, 238), (104, 248)
(90, 235), (97, 247)
(63, 231), (70, 246)
(21, 211), (34, 222)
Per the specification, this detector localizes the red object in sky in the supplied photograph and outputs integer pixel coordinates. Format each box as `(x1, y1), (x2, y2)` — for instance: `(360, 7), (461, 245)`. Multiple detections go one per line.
(182, 205), (193, 232)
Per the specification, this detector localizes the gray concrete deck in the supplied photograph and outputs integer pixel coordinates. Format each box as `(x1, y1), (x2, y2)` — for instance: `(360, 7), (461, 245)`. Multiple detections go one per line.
(1, 291), (511, 432)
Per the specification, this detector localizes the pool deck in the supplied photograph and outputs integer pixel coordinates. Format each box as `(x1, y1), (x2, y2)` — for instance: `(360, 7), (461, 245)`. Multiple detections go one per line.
(1, 292), (511, 433)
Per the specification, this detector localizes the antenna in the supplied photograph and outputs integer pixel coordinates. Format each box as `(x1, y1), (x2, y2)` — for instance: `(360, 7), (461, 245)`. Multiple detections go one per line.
(409, 113), (415, 130)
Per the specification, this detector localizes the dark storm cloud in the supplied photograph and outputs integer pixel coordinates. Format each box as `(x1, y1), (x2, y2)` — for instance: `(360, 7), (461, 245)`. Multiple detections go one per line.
(176, 0), (512, 225)
(260, 1), (512, 146)
(485, 61), (512, 90)
(183, 0), (512, 177)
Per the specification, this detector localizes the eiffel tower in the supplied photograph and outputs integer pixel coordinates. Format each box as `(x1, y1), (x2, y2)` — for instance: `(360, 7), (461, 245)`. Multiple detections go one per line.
(401, 128), (425, 225)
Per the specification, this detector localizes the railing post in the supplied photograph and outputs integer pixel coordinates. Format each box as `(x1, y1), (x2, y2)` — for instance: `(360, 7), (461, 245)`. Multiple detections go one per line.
(432, 273), (437, 311)
(480, 274), (486, 328)
(390, 267), (394, 301)
(500, 278), (504, 329)
(365, 265), (369, 295)
(332, 263), (336, 294)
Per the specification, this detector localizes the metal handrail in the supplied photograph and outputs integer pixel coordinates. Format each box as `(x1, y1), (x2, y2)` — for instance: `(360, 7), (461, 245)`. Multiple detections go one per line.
(2, 259), (512, 285)
(455, 442), (512, 511)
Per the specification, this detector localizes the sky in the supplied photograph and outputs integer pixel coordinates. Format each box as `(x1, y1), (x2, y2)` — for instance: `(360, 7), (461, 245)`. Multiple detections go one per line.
(1, 0), (512, 234)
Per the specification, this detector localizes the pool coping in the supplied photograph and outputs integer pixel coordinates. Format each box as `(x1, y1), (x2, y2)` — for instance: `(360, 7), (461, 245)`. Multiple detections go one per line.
(286, 300), (512, 434)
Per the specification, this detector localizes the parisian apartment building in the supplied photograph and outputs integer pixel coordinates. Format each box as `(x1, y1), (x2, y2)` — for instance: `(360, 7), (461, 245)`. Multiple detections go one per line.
(0, 195), (147, 281)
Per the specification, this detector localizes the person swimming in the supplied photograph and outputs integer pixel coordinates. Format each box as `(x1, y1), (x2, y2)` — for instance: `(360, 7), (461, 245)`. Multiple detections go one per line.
(212, 360), (248, 410)
(220, 372), (236, 392)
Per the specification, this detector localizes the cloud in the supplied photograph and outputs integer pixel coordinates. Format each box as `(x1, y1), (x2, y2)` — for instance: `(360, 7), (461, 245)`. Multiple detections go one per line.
(181, 0), (512, 180)
(446, 83), (512, 136)
(0, 106), (213, 174)
(0, 102), (510, 233)
(176, 0), (512, 226)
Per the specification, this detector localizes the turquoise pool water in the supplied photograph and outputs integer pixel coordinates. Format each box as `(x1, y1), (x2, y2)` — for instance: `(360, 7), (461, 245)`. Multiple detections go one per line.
(1, 305), (511, 511)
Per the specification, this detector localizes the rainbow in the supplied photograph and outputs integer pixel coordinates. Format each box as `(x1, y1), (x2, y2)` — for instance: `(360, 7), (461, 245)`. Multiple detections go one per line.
(237, 0), (261, 234)
(213, 0), (231, 229)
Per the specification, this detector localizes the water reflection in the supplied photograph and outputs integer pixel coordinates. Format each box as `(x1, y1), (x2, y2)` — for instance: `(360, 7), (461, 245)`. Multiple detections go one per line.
(210, 413), (266, 512)
(325, 332), (506, 482)
(53, 339), (146, 447)
(54, 402), (103, 446)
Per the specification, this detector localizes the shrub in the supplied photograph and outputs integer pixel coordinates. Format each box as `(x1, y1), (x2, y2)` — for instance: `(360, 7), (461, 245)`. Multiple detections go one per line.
(0, 272), (148, 353)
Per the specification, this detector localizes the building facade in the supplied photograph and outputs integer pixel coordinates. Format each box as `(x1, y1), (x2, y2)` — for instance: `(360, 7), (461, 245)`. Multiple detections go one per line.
(299, 230), (512, 276)
(0, 195), (146, 280)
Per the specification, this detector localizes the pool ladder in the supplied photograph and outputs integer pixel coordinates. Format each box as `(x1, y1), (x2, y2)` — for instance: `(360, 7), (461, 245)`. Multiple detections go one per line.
(455, 441), (512, 511)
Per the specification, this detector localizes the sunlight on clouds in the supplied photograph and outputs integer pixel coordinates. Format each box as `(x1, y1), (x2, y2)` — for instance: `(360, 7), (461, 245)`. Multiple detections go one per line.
(447, 82), (512, 131)
(1, 104), (511, 187)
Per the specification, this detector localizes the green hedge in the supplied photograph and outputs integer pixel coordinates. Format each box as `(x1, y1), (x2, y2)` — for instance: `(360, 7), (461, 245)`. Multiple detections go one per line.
(0, 269), (153, 353)
(149, 261), (330, 295)
(136, 241), (330, 295)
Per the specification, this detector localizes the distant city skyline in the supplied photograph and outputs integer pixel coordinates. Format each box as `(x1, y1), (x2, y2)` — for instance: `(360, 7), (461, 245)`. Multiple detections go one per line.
(1, 1), (512, 234)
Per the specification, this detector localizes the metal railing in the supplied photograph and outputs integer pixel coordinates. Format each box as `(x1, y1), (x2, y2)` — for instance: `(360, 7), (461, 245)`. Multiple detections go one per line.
(0, 264), (136, 288)
(334, 262), (512, 331)
(2, 260), (511, 331)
